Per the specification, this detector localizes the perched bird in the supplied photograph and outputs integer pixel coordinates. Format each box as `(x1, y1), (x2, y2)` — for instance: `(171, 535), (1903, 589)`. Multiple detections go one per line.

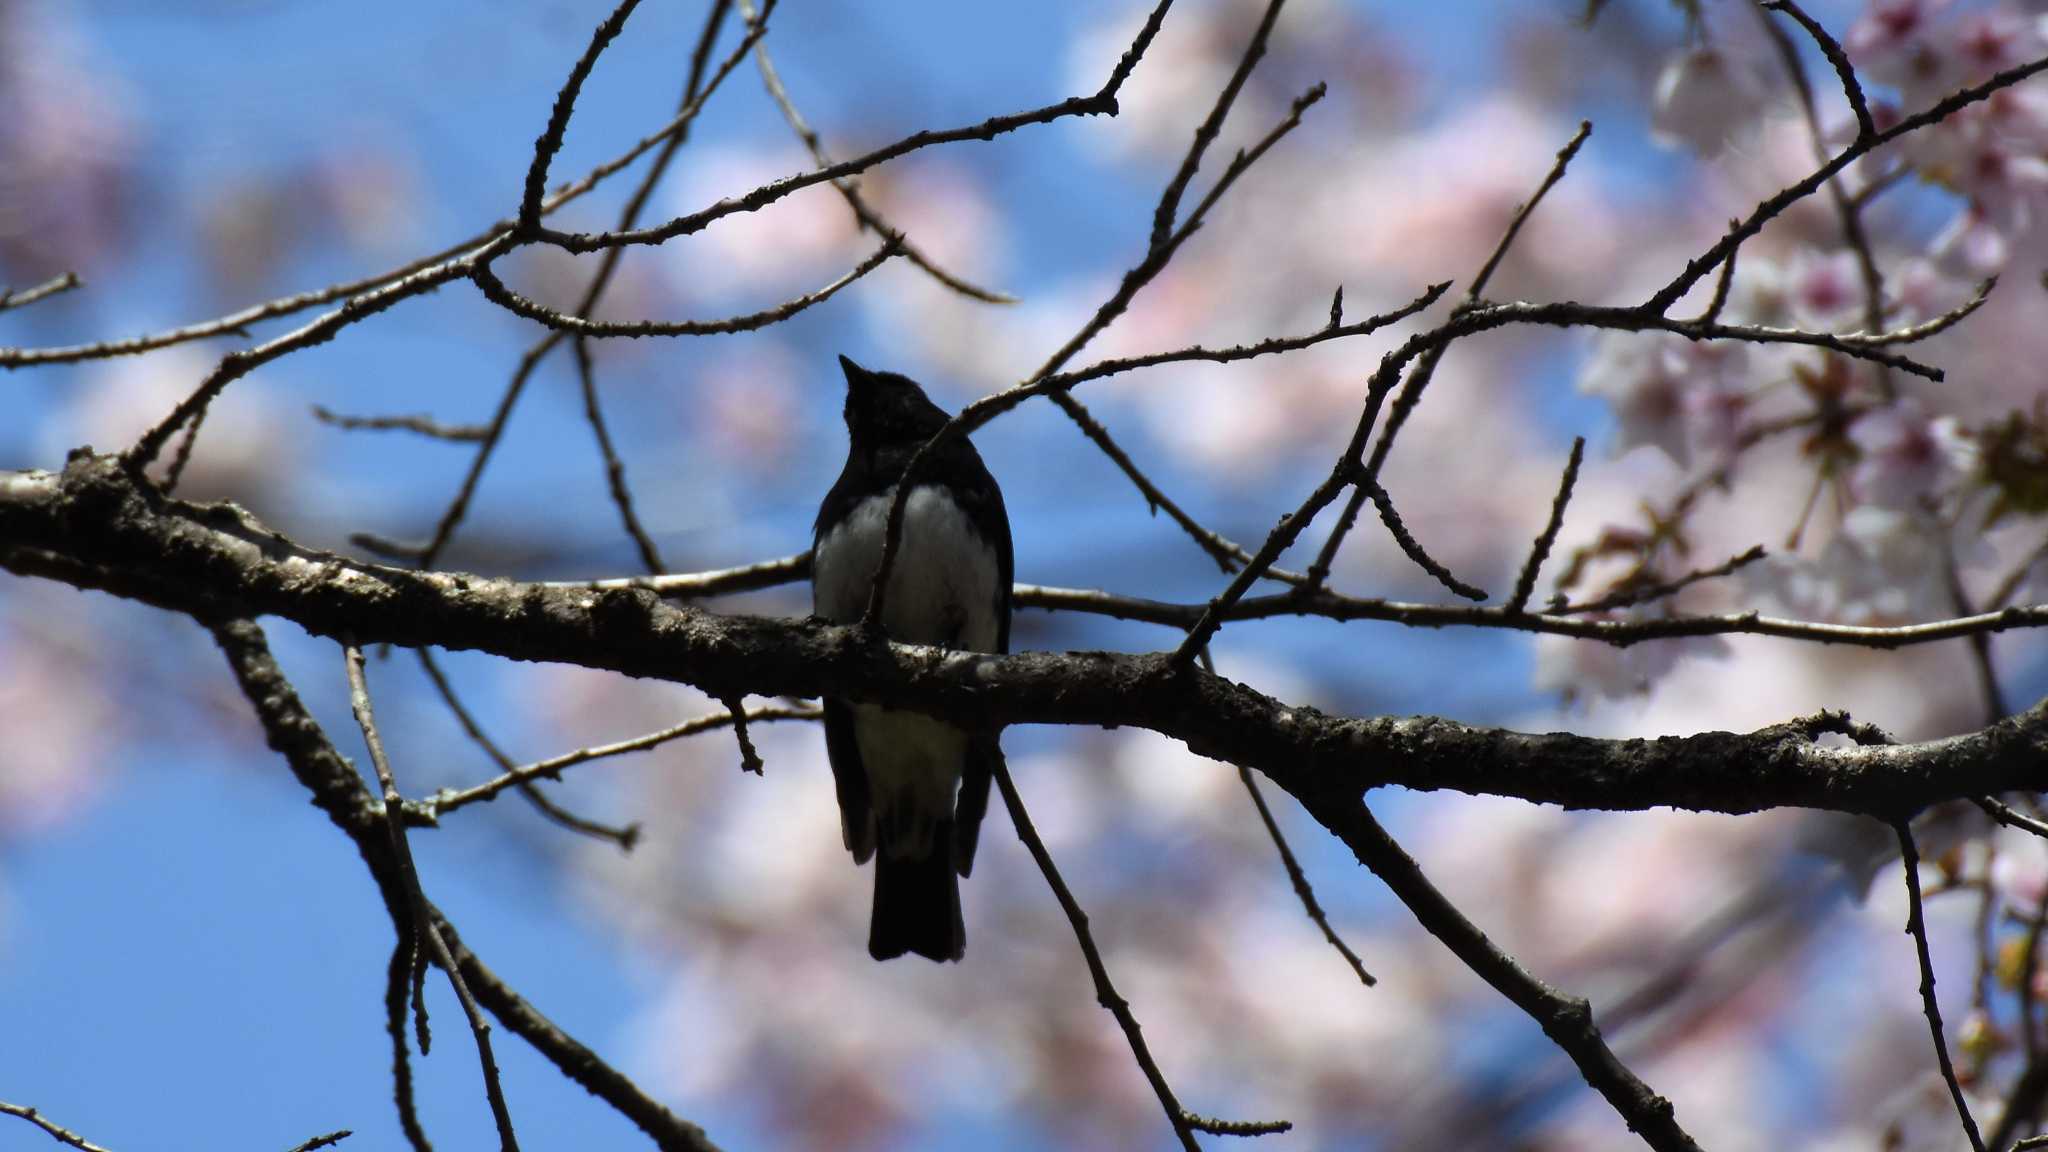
(812, 355), (1012, 962)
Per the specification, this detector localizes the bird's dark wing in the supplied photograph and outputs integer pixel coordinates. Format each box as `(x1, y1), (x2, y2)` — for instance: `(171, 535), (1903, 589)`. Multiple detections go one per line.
(951, 440), (1011, 878)
(953, 734), (996, 877)
(823, 699), (875, 863)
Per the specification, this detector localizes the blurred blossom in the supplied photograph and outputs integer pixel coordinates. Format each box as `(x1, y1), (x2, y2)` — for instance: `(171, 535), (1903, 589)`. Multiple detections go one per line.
(1578, 331), (1749, 469)
(1885, 256), (1972, 325)
(1786, 248), (1868, 332)
(201, 147), (421, 300)
(1951, 8), (2041, 84)
(1651, 46), (1770, 156)
(1848, 399), (1975, 508)
(693, 341), (803, 473)
(1930, 202), (2011, 275)
(0, 594), (119, 832)
(1746, 506), (1963, 623)
(1848, 0), (1963, 104)
(0, 1), (132, 278)
(1990, 825), (2048, 910)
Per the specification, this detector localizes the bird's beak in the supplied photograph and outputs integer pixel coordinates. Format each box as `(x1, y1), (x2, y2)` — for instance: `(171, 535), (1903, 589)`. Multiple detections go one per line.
(838, 354), (869, 387)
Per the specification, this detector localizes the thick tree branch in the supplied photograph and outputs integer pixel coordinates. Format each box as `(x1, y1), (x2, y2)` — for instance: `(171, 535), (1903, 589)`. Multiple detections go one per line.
(12, 455), (2048, 825)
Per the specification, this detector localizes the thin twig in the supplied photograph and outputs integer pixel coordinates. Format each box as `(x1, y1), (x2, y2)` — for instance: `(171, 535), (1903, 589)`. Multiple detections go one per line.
(313, 406), (490, 442)
(518, 0), (647, 232)
(1762, 0), (1875, 141)
(1756, 0), (1888, 370)
(470, 235), (900, 337)
(0, 1102), (115, 1152)
(1558, 545), (1768, 615)
(864, 82), (1330, 629)
(0, 271), (81, 313)
(530, 0), (1173, 255)
(160, 399), (212, 494)
(1507, 437), (1585, 614)
(415, 0), (755, 571)
(1472, 120), (1594, 295)
(1199, 645), (1376, 987)
(994, 760), (1289, 1148)
(1149, 0), (1290, 250)
(1649, 53), (2048, 313)
(416, 649), (640, 849)
(1310, 121), (1589, 589)
(385, 939), (432, 1152)
(123, 234), (515, 470)
(572, 336), (665, 574)
(1365, 481), (1487, 601)
(1895, 821), (1989, 1152)
(1976, 796), (2048, 841)
(1946, 550), (2011, 726)
(346, 645), (521, 1152)
(722, 696), (764, 774)
(428, 704), (818, 817)
(1239, 766), (1376, 986)
(1695, 223), (1741, 325)
(284, 1133), (354, 1152)
(736, 0), (1013, 303)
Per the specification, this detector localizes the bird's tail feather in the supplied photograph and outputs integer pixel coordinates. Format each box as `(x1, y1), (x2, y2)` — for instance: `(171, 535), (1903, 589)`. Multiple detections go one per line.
(870, 818), (965, 962)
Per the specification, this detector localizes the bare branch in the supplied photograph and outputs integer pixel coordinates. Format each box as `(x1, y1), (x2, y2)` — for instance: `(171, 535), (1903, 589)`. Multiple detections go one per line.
(1239, 765), (1376, 987)
(469, 235), (900, 338)
(209, 619), (723, 1152)
(735, 0), (1013, 303)
(346, 645), (521, 1152)
(23, 459), (2048, 820)
(313, 406), (490, 443)
(1558, 544), (1768, 615)
(572, 336), (665, 574)
(416, 648), (641, 849)
(426, 704), (818, 818)
(1149, 0), (1289, 250)
(1763, 0), (1875, 141)
(0, 271), (81, 313)
(518, 0), (646, 232)
(1301, 796), (1703, 1152)
(1648, 52), (2048, 313)
(0, 1102), (114, 1152)
(123, 233), (516, 471)
(1313, 120), (1590, 590)
(1365, 481), (1488, 601)
(864, 82), (1330, 628)
(994, 759), (1289, 1149)
(1507, 437), (1585, 614)
(1896, 822), (1989, 1152)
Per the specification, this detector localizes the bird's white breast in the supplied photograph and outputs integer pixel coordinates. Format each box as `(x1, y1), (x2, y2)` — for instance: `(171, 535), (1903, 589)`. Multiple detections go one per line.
(812, 485), (1001, 652)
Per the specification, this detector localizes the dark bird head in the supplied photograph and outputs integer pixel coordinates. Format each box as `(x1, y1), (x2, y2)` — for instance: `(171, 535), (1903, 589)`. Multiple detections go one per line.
(839, 355), (952, 452)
